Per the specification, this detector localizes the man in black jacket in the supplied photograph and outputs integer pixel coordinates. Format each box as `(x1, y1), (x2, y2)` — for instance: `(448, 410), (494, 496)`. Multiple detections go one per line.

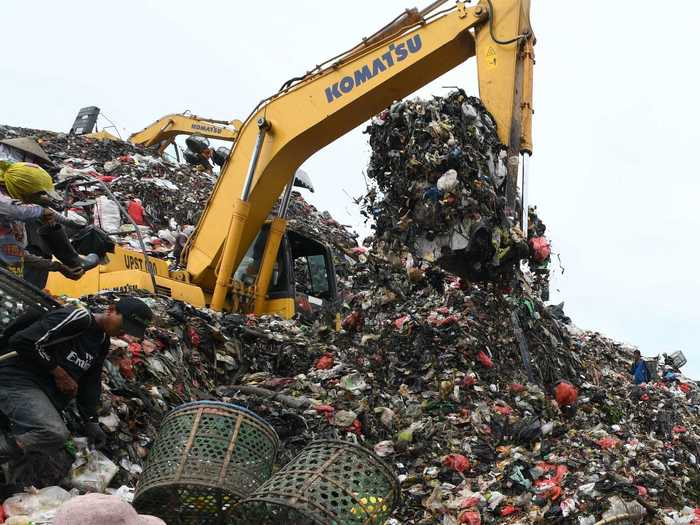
(0, 297), (152, 462)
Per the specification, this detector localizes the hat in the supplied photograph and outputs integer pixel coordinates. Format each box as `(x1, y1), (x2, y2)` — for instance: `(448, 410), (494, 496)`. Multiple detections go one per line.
(116, 297), (153, 339)
(53, 493), (165, 525)
(0, 137), (52, 165)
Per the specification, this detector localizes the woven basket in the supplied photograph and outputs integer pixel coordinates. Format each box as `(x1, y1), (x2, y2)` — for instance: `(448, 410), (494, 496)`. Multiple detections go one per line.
(134, 401), (279, 524)
(233, 440), (399, 525)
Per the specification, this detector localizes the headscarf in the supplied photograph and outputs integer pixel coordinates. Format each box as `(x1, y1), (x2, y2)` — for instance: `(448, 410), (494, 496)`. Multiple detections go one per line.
(0, 161), (55, 201)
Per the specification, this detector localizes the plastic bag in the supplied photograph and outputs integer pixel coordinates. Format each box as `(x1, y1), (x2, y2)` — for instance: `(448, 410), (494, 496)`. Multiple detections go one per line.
(2, 485), (73, 522)
(68, 438), (119, 492)
(93, 196), (121, 233)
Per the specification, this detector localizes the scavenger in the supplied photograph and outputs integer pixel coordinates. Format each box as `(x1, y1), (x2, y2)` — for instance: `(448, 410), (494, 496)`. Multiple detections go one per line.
(630, 349), (650, 385)
(0, 297), (153, 466)
(0, 161), (98, 285)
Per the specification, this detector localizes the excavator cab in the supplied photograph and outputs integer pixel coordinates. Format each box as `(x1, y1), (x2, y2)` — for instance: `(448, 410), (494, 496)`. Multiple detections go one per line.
(232, 224), (337, 319)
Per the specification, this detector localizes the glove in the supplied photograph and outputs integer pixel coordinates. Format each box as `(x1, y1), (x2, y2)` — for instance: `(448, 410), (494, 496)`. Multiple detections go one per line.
(84, 421), (107, 448)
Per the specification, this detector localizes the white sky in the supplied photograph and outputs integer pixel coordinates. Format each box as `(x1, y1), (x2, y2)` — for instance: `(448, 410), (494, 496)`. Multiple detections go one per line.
(3, 1), (700, 378)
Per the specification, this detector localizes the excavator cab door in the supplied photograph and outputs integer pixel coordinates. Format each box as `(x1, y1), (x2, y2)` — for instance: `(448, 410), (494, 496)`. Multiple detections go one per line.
(234, 225), (337, 319)
(287, 232), (336, 319)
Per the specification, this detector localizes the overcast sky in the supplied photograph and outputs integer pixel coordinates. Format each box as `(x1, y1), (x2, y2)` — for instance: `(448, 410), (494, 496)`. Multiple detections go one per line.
(3, 1), (699, 378)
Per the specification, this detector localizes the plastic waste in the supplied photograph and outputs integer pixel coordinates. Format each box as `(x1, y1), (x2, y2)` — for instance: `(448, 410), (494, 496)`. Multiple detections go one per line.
(2, 486), (73, 523)
(69, 438), (119, 492)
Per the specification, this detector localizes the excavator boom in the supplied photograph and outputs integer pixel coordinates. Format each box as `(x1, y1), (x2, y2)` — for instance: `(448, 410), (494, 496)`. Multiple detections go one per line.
(129, 113), (242, 154)
(182, 0), (534, 310)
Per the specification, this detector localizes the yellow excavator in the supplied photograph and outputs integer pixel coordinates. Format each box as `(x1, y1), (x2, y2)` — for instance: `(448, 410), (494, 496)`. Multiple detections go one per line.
(128, 112), (243, 156)
(47, 0), (535, 320)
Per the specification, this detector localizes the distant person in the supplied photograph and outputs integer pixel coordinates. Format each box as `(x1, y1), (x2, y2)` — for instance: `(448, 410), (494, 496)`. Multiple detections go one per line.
(171, 224), (194, 268)
(630, 350), (650, 385)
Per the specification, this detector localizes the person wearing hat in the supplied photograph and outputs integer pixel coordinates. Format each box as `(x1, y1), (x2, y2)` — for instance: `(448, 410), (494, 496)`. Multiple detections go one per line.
(0, 297), (153, 466)
(0, 137), (53, 166)
(0, 161), (98, 283)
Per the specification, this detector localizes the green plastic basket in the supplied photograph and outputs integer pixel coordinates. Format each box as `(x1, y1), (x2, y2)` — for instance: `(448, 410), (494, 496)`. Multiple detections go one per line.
(133, 401), (279, 524)
(233, 440), (399, 525)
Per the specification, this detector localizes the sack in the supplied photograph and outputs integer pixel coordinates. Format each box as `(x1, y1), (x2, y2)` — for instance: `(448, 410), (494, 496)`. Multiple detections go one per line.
(93, 196), (121, 233)
(71, 225), (115, 258)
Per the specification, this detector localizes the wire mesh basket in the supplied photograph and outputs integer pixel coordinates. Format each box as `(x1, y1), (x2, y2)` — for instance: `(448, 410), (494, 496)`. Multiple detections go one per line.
(233, 440), (399, 525)
(133, 401), (279, 524)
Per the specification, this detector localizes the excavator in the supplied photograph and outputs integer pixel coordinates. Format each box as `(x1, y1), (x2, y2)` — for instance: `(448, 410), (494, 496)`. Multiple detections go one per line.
(128, 112), (243, 157)
(46, 0), (535, 320)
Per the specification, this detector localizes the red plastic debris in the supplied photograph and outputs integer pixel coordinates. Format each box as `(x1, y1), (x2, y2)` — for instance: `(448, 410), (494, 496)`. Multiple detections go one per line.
(128, 342), (143, 365)
(494, 404), (513, 416)
(554, 381), (578, 407)
(673, 425), (688, 434)
(548, 485), (562, 501)
(314, 353), (334, 370)
(187, 326), (201, 348)
(500, 505), (518, 516)
(460, 496), (481, 509)
(442, 454), (471, 473)
(463, 374), (477, 387)
(529, 236), (551, 262)
(640, 393), (650, 401)
(509, 383), (525, 393)
(691, 508), (700, 525)
(342, 310), (363, 331)
(314, 405), (335, 423)
(636, 485), (648, 497)
(347, 419), (363, 435)
(459, 510), (481, 525)
(679, 383), (691, 393)
(394, 315), (411, 330)
(596, 437), (621, 449)
(476, 351), (494, 368)
(428, 313), (459, 327)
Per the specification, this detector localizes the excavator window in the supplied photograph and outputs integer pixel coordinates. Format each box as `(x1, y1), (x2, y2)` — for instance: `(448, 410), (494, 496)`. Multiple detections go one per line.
(231, 225), (336, 306)
(286, 231), (335, 302)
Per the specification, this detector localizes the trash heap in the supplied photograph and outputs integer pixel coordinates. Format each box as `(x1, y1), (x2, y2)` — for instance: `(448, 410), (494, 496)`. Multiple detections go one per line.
(1, 114), (699, 525)
(43, 246), (698, 525)
(0, 125), (217, 251)
(361, 90), (548, 286)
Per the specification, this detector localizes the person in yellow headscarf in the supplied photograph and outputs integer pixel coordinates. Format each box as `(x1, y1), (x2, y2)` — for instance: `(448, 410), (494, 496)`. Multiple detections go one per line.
(0, 162), (95, 282)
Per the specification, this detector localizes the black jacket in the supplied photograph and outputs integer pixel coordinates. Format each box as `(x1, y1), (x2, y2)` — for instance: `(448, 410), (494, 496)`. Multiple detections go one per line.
(0, 306), (109, 417)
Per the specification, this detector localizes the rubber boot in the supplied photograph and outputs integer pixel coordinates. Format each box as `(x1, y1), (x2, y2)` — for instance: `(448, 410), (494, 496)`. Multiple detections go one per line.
(38, 224), (99, 271)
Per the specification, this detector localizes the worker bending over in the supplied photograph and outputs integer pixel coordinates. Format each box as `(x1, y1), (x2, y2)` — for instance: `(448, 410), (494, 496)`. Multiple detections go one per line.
(0, 161), (98, 285)
(0, 297), (153, 464)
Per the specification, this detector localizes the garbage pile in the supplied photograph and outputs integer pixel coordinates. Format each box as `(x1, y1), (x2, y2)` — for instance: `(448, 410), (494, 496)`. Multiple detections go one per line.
(361, 90), (549, 287)
(0, 125), (216, 246)
(1, 116), (699, 525)
(41, 248), (698, 525)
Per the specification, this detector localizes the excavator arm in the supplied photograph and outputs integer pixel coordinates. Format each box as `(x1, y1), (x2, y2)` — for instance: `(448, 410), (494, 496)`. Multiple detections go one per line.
(129, 113), (243, 154)
(181, 0), (534, 310)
